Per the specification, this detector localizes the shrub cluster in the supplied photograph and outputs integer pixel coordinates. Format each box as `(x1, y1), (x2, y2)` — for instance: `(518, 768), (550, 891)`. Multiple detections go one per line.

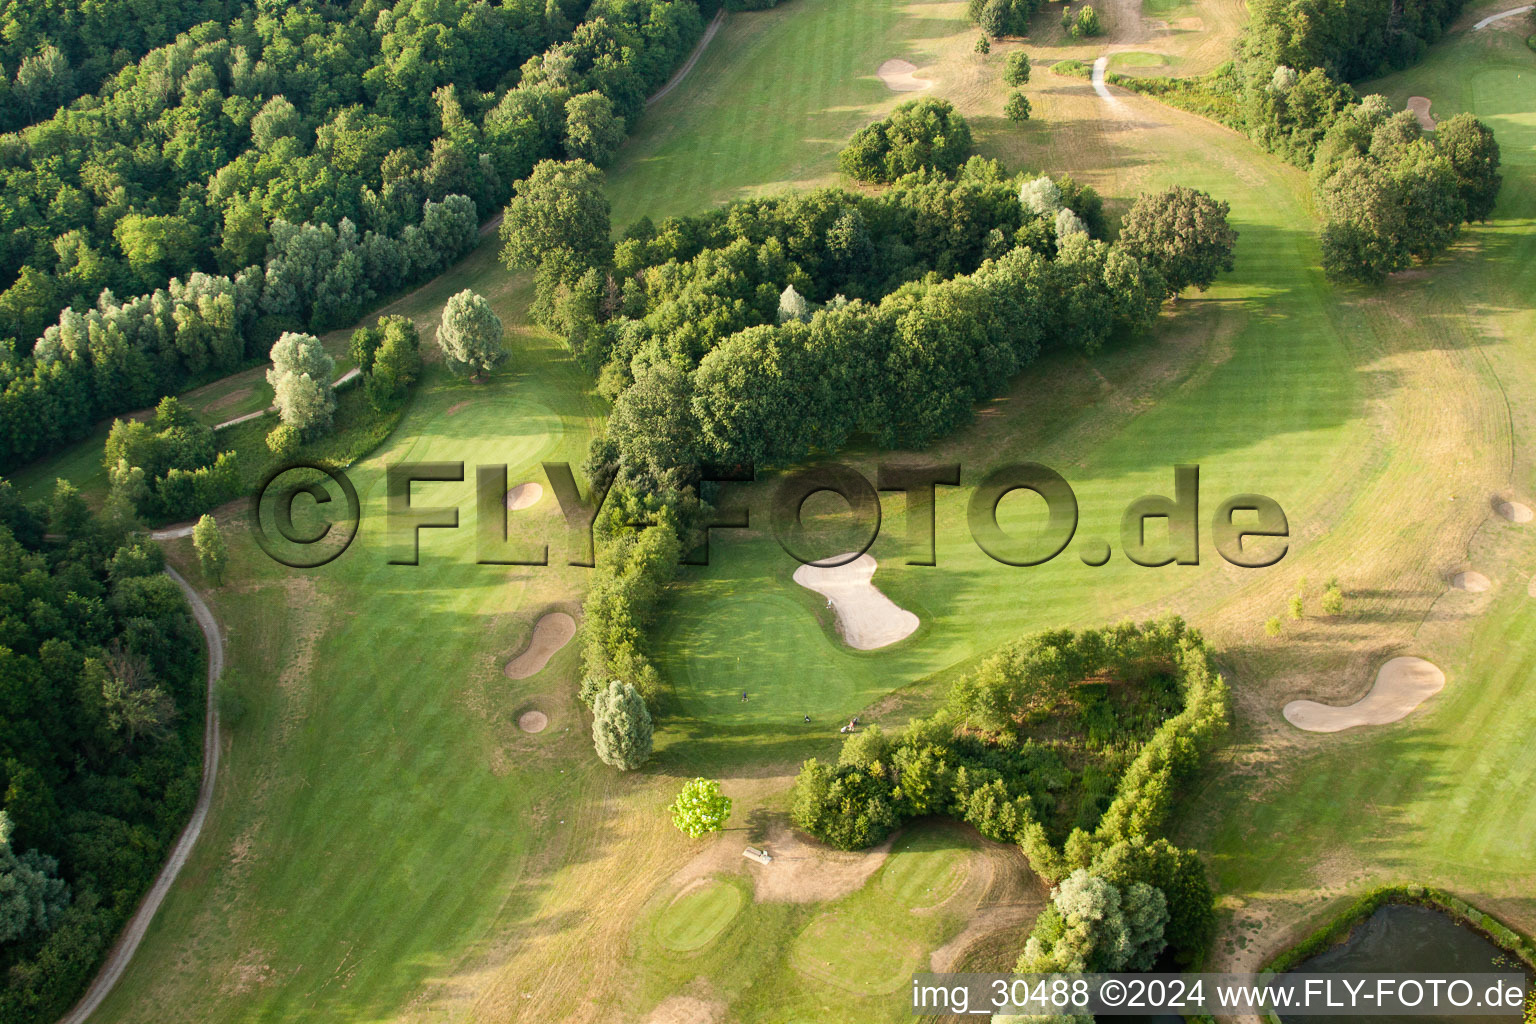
(103, 397), (239, 523)
(838, 98), (974, 184)
(0, 480), (203, 1022)
(791, 617), (1228, 964)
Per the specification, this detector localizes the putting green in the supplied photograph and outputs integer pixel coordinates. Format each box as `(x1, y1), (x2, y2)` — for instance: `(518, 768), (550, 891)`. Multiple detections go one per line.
(655, 879), (745, 952)
(661, 588), (887, 728)
(789, 913), (924, 994)
(1110, 51), (1172, 69)
(877, 829), (972, 909)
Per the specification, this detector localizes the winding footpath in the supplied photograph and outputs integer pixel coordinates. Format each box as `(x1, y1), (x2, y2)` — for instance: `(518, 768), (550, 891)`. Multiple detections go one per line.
(647, 9), (726, 107)
(56, 567), (224, 1024)
(1473, 4), (1532, 28)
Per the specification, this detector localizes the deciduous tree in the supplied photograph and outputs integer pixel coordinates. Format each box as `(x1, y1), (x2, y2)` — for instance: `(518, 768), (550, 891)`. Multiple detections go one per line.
(669, 778), (732, 837)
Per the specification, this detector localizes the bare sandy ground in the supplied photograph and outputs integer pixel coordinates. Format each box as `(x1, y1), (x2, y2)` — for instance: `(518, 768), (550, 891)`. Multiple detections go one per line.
(670, 817), (895, 905)
(517, 710), (548, 733)
(504, 612), (576, 679)
(1452, 570), (1491, 592)
(505, 482), (543, 510)
(1498, 500), (1534, 523)
(792, 553), (918, 649)
(1283, 656), (1446, 732)
(1407, 96), (1436, 130)
(877, 58), (931, 92)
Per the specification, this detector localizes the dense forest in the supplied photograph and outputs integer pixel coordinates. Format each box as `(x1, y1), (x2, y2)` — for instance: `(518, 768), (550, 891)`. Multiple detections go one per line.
(0, 481), (204, 1023)
(0, 0), (723, 471)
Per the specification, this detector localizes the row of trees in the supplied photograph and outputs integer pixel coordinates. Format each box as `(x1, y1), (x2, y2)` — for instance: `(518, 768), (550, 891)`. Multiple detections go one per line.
(0, 480), (204, 1022)
(583, 176), (1232, 488)
(0, 192), (478, 471)
(790, 617), (1229, 966)
(2, 0), (725, 472)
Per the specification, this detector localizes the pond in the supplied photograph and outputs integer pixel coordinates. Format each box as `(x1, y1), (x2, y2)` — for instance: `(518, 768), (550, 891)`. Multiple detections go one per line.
(1282, 904), (1533, 1024)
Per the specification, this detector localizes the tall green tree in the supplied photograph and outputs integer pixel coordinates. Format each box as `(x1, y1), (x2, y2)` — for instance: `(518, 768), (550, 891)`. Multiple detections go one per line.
(1436, 113), (1502, 222)
(1117, 186), (1238, 297)
(0, 812), (70, 944)
(500, 159), (613, 271)
(564, 91), (626, 166)
(193, 514), (227, 585)
(267, 332), (336, 436)
(591, 680), (653, 770)
(437, 289), (506, 377)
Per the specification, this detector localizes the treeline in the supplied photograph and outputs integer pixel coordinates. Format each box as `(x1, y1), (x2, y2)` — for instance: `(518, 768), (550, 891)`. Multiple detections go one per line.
(0, 193), (477, 471)
(0, 480), (204, 1022)
(1, 0), (721, 469)
(574, 162), (1211, 491)
(791, 617), (1229, 966)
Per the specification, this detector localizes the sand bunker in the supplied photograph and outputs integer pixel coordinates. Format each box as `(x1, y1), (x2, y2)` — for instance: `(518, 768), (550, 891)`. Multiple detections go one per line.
(504, 612), (576, 678)
(877, 59), (930, 92)
(517, 710), (548, 733)
(1452, 570), (1491, 592)
(1497, 501), (1533, 523)
(793, 553), (918, 650)
(1283, 656), (1446, 732)
(505, 482), (543, 510)
(1407, 96), (1435, 130)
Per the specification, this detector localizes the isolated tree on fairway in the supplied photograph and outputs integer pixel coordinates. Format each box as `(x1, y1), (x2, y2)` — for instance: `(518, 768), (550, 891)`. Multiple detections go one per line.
(564, 91), (626, 166)
(1005, 91), (1032, 122)
(1436, 113), (1502, 221)
(267, 332), (335, 436)
(438, 290), (506, 377)
(1003, 50), (1031, 86)
(669, 778), (732, 838)
(1117, 186), (1237, 297)
(0, 812), (69, 944)
(592, 680), (653, 770)
(193, 514), (227, 584)
(500, 159), (612, 271)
